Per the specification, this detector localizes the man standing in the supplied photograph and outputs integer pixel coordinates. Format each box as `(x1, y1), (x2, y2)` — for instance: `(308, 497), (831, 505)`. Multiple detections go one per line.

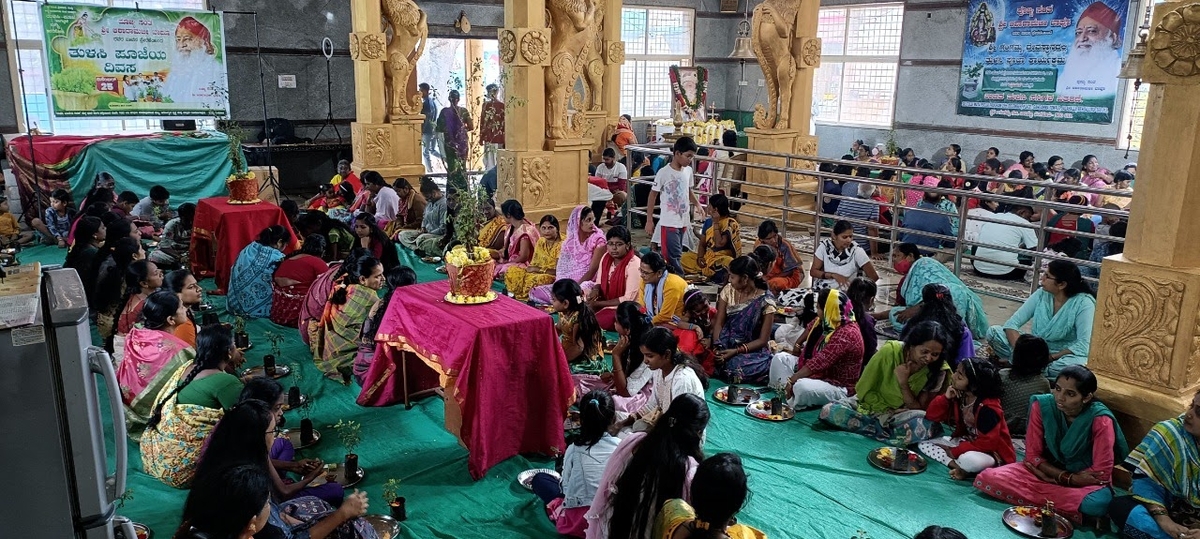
(436, 89), (474, 194)
(479, 84), (505, 171)
(419, 83), (442, 172)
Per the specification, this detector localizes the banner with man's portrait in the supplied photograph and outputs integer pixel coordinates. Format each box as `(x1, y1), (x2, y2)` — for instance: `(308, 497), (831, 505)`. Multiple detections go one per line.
(956, 0), (1128, 124)
(41, 3), (229, 118)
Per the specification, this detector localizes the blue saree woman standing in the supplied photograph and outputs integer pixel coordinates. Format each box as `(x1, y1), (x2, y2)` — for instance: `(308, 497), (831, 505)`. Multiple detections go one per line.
(711, 256), (778, 383)
(227, 226), (290, 318)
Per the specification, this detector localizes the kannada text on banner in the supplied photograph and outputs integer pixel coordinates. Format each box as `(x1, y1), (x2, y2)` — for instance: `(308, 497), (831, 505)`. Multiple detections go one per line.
(41, 4), (229, 118)
(956, 0), (1128, 124)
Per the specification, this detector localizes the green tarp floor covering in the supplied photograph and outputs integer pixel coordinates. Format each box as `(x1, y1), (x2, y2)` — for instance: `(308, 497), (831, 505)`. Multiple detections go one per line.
(19, 245), (1107, 539)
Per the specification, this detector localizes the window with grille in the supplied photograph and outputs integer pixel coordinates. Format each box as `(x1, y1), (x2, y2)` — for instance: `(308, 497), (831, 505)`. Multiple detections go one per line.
(4, 0), (215, 134)
(619, 7), (693, 120)
(813, 4), (903, 127)
(1117, 0), (1158, 153)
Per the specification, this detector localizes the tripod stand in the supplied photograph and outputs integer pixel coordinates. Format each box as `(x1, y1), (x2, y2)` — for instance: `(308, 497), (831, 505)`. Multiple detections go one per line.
(313, 38), (342, 144)
(222, 8), (284, 200)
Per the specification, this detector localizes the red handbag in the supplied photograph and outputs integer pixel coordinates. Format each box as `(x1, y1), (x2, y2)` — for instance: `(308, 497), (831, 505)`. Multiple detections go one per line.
(270, 285), (305, 327)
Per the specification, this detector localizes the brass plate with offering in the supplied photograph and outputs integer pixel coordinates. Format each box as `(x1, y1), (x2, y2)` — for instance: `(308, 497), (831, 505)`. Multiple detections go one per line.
(713, 385), (761, 405)
(283, 428), (321, 449)
(444, 290), (498, 305)
(362, 515), (401, 539)
(683, 274), (707, 285)
(314, 463), (364, 488)
(867, 447), (928, 474)
(1002, 506), (1074, 538)
(281, 393), (308, 411)
(114, 522), (152, 539)
(421, 256), (441, 264)
(517, 468), (559, 490)
(243, 364), (291, 379)
(744, 399), (794, 421)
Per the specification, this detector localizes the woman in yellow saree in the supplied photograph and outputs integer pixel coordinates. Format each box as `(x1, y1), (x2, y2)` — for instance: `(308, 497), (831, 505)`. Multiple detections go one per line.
(505, 215), (561, 301)
(653, 453), (767, 539)
(681, 194), (740, 279)
(140, 325), (244, 488)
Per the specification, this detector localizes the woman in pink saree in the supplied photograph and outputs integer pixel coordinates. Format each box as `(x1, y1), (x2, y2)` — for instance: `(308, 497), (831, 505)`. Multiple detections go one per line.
(118, 290), (195, 435)
(493, 199), (539, 279)
(530, 206), (606, 304)
(298, 262), (342, 346)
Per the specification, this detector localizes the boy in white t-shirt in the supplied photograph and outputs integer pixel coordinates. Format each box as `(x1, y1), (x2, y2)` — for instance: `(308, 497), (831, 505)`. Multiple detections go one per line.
(644, 136), (699, 274)
(594, 148), (629, 220)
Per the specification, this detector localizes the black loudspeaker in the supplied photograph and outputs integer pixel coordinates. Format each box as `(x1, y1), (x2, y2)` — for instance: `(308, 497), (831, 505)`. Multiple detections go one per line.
(161, 119), (197, 131)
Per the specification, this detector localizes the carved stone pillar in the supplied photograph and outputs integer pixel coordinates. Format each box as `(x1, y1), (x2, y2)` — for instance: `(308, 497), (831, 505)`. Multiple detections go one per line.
(349, 0), (425, 179)
(498, 0), (594, 219)
(1090, 0), (1200, 441)
(743, 0), (820, 228)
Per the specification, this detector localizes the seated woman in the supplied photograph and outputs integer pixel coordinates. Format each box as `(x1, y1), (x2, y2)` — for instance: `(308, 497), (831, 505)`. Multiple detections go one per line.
(755, 220), (804, 293)
(896, 284), (975, 368)
(810, 220), (879, 290)
(883, 243), (989, 340)
(587, 394), (709, 539)
(65, 216), (106, 288)
(681, 194), (740, 279)
(709, 256), (777, 383)
(607, 302), (656, 417)
(819, 321), (951, 446)
(190, 399), (376, 538)
(91, 234), (144, 350)
(353, 266), (418, 386)
(919, 358), (1015, 480)
(999, 335), (1052, 437)
(492, 199), (539, 279)
(117, 259), (164, 342)
(476, 197), (508, 252)
(612, 328), (708, 434)
(975, 366), (1128, 525)
(165, 269), (203, 348)
(985, 259), (1095, 377)
(1114, 391), (1200, 539)
(531, 390), (621, 538)
(653, 453), (766, 539)
(353, 213), (400, 271)
(311, 255), (385, 382)
(227, 225), (290, 319)
(118, 290), (194, 434)
(769, 288), (865, 409)
(637, 251), (688, 329)
(147, 202), (194, 269)
(271, 234), (331, 327)
(140, 325), (245, 488)
(173, 463), (272, 539)
(299, 259), (347, 347)
(553, 279), (605, 371)
(587, 226), (642, 330)
(505, 215), (561, 301)
(238, 377), (343, 506)
(1046, 195), (1095, 257)
(846, 278), (880, 364)
(531, 206), (606, 304)
(306, 182), (355, 223)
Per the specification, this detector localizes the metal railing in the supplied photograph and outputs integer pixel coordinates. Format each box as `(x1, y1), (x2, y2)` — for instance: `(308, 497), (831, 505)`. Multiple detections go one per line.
(624, 141), (1130, 304)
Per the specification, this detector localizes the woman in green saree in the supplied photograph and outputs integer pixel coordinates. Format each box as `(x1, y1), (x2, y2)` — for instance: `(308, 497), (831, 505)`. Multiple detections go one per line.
(311, 255), (385, 382)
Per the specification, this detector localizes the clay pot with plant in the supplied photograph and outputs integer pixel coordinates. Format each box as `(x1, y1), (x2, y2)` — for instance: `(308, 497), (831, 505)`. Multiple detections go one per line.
(443, 184), (497, 302)
(232, 316), (250, 349)
(290, 363), (316, 444)
(262, 330), (284, 376)
(334, 419), (362, 480)
(382, 479), (406, 521)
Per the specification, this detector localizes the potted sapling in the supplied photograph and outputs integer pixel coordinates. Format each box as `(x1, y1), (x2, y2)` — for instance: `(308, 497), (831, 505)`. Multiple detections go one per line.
(292, 363), (316, 445)
(382, 478), (406, 521)
(770, 379), (787, 416)
(233, 316), (250, 349)
(262, 330), (284, 376)
(334, 419), (362, 481)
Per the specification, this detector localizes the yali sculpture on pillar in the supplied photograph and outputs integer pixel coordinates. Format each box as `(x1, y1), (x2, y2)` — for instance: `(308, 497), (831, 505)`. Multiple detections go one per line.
(545, 0), (600, 139)
(751, 0), (803, 129)
(381, 0), (427, 120)
(582, 1), (606, 112)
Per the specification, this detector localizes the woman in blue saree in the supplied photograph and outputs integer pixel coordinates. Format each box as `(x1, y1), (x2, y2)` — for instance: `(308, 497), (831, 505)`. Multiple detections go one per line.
(711, 256), (778, 383)
(1116, 391), (1200, 539)
(985, 259), (1095, 378)
(886, 243), (988, 338)
(227, 225), (290, 319)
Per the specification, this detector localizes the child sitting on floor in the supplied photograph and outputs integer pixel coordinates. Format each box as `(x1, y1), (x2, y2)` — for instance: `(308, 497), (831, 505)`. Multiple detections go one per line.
(0, 196), (33, 247)
(919, 357), (1015, 480)
(613, 327), (708, 434)
(553, 279), (604, 371)
(530, 390), (619, 538)
(149, 202), (195, 269)
(131, 185), (173, 229)
(32, 189), (76, 247)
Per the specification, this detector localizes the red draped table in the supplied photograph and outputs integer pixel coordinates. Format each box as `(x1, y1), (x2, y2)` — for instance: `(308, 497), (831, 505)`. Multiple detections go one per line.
(190, 197), (297, 294)
(370, 280), (574, 479)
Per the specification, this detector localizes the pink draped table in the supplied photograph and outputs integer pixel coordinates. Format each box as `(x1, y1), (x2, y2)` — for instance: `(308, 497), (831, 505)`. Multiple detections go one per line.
(371, 281), (574, 479)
